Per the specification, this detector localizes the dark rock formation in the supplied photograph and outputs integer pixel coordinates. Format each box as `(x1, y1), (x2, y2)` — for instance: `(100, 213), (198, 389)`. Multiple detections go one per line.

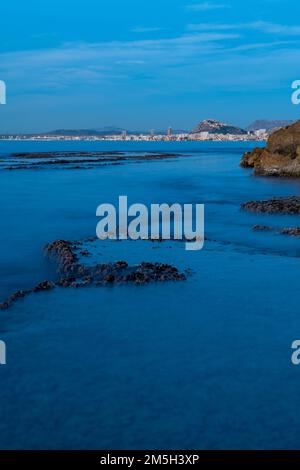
(252, 225), (274, 232)
(252, 224), (300, 237)
(12, 151), (123, 159)
(280, 227), (300, 236)
(45, 240), (79, 274)
(0, 290), (30, 311)
(0, 238), (186, 310)
(45, 240), (186, 286)
(3, 151), (181, 171)
(242, 196), (300, 214)
(33, 281), (55, 292)
(241, 120), (300, 176)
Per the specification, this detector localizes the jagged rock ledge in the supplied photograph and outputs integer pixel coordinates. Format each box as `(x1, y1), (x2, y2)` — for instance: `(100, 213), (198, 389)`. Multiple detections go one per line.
(252, 224), (274, 232)
(3, 151), (181, 171)
(280, 227), (300, 236)
(241, 196), (300, 214)
(253, 225), (300, 236)
(0, 239), (186, 310)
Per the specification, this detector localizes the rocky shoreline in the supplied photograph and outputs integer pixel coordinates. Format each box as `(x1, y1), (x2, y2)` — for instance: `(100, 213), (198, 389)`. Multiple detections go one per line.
(0, 239), (186, 311)
(240, 120), (300, 177)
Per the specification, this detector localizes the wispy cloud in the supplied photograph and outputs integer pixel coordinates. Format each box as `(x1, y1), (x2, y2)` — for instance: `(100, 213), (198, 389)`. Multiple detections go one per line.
(1, 21), (299, 130)
(132, 27), (164, 33)
(0, 32), (240, 92)
(230, 40), (299, 52)
(115, 60), (145, 65)
(187, 21), (300, 35)
(186, 2), (230, 11)
(250, 21), (300, 35)
(188, 23), (237, 31)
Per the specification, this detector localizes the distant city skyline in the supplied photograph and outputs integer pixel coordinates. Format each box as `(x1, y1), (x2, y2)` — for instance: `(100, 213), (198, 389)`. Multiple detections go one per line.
(0, 117), (293, 137)
(0, 0), (300, 132)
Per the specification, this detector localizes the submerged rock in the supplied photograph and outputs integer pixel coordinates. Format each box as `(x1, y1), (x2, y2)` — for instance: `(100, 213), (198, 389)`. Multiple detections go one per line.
(33, 281), (55, 292)
(241, 196), (300, 214)
(3, 151), (182, 171)
(0, 301), (11, 311)
(0, 290), (30, 310)
(45, 240), (79, 274)
(280, 227), (300, 236)
(252, 224), (300, 237)
(252, 224), (274, 232)
(0, 237), (186, 310)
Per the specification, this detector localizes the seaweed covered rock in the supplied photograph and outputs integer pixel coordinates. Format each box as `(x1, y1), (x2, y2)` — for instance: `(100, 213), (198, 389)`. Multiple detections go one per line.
(241, 196), (300, 214)
(0, 238), (187, 310)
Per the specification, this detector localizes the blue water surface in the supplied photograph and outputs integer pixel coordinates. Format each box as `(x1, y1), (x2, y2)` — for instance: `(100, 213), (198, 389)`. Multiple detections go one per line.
(0, 140), (300, 450)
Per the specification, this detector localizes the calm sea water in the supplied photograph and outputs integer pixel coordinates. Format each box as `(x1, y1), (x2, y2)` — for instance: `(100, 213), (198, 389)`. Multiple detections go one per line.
(1, 140), (300, 449)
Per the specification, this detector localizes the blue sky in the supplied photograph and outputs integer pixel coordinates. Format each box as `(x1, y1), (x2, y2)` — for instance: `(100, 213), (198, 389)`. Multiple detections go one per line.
(0, 0), (300, 132)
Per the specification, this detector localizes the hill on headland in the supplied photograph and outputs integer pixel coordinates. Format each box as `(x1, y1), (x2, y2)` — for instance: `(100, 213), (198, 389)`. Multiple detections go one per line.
(190, 119), (247, 135)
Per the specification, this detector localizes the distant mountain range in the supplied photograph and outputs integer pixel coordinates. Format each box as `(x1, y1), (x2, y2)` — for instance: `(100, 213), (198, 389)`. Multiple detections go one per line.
(1, 119), (295, 137)
(41, 127), (188, 136)
(190, 119), (247, 135)
(44, 127), (135, 136)
(246, 120), (294, 131)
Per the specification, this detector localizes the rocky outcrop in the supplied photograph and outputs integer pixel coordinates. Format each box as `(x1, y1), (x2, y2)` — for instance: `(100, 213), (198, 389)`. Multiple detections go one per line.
(252, 224), (273, 232)
(2, 152), (181, 171)
(281, 227), (300, 236)
(241, 120), (300, 176)
(241, 196), (300, 214)
(0, 238), (186, 310)
(252, 224), (300, 236)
